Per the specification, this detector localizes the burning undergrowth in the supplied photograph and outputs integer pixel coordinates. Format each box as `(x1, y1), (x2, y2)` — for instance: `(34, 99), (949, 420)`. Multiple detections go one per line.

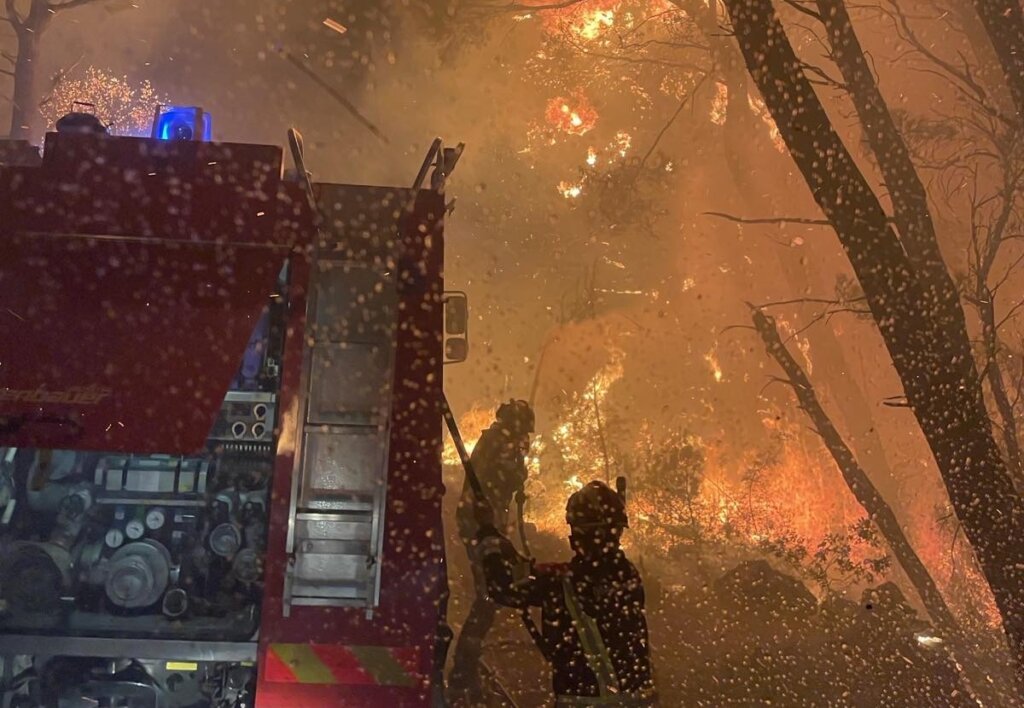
(447, 340), (1001, 634)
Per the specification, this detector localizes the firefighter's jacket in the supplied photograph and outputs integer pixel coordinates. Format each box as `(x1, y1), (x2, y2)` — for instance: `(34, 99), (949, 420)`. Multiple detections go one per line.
(480, 535), (657, 706)
(456, 423), (528, 543)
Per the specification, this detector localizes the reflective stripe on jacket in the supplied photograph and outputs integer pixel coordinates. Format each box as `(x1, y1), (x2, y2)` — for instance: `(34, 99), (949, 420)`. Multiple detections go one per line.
(559, 575), (658, 707)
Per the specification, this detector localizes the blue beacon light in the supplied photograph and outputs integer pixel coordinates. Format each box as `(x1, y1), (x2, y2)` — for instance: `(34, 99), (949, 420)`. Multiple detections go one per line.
(154, 106), (212, 142)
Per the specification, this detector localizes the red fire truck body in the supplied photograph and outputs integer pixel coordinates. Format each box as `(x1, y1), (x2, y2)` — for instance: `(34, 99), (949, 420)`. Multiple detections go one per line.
(0, 127), (456, 707)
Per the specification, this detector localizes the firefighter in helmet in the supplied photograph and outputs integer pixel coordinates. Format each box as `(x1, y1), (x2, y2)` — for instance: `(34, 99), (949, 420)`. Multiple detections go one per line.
(448, 399), (535, 702)
(477, 480), (657, 707)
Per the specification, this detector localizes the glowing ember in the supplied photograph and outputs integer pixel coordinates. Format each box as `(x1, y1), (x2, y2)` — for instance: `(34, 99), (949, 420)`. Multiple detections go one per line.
(322, 17), (347, 35)
(558, 180), (584, 199)
(705, 349), (724, 383)
(586, 147), (598, 166)
(748, 92), (787, 153)
(710, 81), (729, 126)
(545, 91), (598, 136)
(614, 131), (632, 157)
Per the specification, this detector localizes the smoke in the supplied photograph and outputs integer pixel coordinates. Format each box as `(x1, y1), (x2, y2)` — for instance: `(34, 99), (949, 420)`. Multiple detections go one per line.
(3, 1), (982, 590)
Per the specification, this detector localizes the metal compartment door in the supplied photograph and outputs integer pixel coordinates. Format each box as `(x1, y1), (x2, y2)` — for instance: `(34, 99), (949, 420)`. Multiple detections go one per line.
(0, 233), (286, 454)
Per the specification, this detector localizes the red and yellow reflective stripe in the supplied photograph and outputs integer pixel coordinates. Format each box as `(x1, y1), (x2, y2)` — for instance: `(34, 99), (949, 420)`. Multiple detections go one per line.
(264, 643), (420, 687)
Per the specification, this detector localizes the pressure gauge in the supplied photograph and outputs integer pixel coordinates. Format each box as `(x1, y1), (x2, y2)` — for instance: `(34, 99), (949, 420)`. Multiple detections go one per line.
(145, 508), (166, 531)
(125, 519), (145, 540)
(105, 528), (125, 548)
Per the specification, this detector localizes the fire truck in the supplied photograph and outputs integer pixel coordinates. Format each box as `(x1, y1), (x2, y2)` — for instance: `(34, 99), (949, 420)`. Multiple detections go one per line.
(0, 107), (467, 707)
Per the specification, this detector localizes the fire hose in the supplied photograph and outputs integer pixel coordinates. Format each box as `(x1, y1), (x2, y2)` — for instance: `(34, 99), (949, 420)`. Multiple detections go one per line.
(441, 394), (532, 557)
(441, 393), (486, 504)
(442, 394), (553, 674)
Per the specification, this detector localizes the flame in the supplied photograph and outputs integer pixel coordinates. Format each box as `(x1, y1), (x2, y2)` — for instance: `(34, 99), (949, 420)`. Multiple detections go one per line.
(572, 7), (616, 40)
(747, 92), (787, 153)
(442, 404), (496, 466)
(558, 180), (584, 199)
(705, 348), (724, 383)
(527, 350), (626, 533)
(710, 81), (729, 126)
(586, 147), (598, 166)
(565, 475), (585, 492)
(629, 424), (866, 564)
(531, 0), (619, 41)
(501, 337), (998, 626)
(614, 130), (632, 157)
(545, 91), (599, 136)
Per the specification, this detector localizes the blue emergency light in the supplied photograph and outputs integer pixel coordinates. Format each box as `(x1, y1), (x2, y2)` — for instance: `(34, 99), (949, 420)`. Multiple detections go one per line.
(152, 106), (212, 142)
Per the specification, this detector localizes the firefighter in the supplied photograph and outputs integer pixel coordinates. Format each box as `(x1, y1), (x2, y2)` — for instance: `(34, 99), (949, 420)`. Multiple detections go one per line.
(477, 480), (657, 707)
(448, 399), (535, 703)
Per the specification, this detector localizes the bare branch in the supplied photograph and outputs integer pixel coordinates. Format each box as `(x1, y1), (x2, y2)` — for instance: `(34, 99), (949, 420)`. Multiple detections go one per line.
(4, 0), (22, 31)
(757, 296), (867, 309)
(751, 305), (967, 653)
(782, 0), (823, 22)
(703, 211), (831, 226)
(463, 0), (587, 12)
(49, 0), (106, 12)
(638, 72), (709, 169)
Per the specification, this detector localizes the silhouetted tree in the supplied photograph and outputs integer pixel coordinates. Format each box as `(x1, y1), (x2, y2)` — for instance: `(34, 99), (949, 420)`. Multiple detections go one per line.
(723, 0), (1024, 685)
(3, 0), (105, 139)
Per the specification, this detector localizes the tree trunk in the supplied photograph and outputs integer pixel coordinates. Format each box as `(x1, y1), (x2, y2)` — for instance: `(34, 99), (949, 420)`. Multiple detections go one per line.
(753, 307), (1010, 706)
(3, 0), (100, 139)
(686, 0), (905, 507)
(971, 0), (1024, 122)
(979, 285), (1024, 488)
(816, 0), (955, 299)
(723, 0), (1024, 685)
(8, 29), (40, 140)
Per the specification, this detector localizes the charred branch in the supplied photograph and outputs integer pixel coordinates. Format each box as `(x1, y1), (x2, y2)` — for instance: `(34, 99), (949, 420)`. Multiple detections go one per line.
(464, 0), (588, 13)
(704, 211), (831, 226)
(752, 306), (991, 706)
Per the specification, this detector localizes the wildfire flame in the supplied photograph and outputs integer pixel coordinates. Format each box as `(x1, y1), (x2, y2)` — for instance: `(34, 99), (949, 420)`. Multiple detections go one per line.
(710, 81), (729, 126)
(747, 92), (787, 153)
(545, 91), (599, 136)
(442, 404), (496, 466)
(531, 0), (620, 41)
(705, 348), (724, 383)
(558, 180), (584, 199)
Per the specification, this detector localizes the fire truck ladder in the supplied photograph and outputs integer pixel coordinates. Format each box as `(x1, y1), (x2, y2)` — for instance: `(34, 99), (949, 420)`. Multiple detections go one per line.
(283, 130), (397, 615)
(282, 255), (398, 615)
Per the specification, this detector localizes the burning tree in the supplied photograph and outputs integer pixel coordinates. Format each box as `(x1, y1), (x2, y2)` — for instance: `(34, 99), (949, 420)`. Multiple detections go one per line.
(39, 66), (167, 135)
(1, 0), (109, 139)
